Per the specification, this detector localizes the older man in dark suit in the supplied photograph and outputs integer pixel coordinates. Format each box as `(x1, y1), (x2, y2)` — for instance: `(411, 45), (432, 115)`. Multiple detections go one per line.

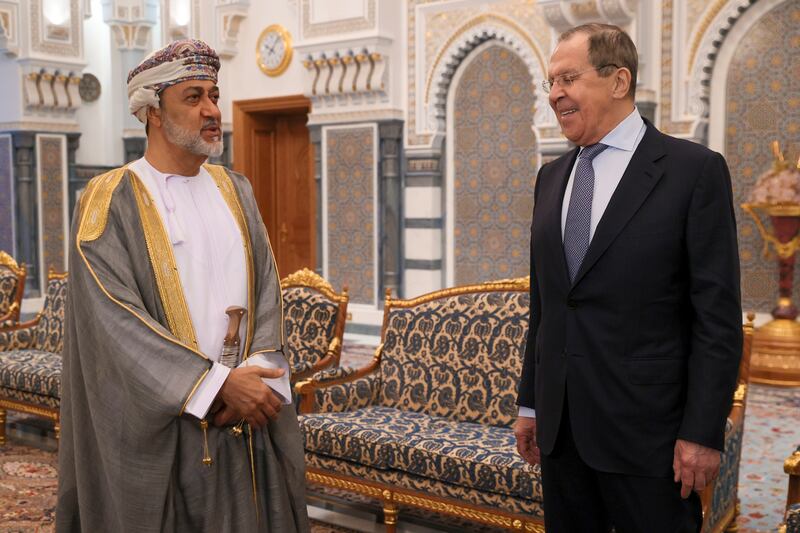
(514, 23), (742, 532)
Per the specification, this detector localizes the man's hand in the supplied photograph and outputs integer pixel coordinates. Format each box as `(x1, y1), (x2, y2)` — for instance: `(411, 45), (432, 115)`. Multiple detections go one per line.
(673, 439), (721, 498)
(514, 416), (540, 465)
(214, 366), (285, 428)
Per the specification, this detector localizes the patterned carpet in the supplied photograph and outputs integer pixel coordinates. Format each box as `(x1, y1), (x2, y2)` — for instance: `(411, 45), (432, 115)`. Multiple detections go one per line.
(735, 383), (800, 532)
(0, 343), (797, 532)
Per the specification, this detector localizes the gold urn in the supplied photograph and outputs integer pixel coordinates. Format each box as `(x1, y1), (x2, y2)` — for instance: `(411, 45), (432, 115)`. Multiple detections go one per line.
(742, 142), (800, 386)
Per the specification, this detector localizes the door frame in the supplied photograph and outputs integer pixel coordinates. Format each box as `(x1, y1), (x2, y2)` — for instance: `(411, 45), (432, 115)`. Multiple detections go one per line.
(232, 94), (314, 275)
(232, 94), (311, 178)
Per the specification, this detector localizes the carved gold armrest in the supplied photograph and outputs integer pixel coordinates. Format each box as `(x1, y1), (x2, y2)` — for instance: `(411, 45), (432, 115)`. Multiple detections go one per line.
(291, 337), (343, 383)
(294, 343), (383, 414)
(0, 301), (20, 326)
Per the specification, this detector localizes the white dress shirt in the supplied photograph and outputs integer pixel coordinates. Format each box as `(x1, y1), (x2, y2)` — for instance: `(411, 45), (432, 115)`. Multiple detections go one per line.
(129, 157), (291, 419)
(519, 108), (646, 420)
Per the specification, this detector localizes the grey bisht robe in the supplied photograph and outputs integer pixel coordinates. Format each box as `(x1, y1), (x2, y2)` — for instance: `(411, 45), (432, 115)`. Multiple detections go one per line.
(56, 165), (309, 532)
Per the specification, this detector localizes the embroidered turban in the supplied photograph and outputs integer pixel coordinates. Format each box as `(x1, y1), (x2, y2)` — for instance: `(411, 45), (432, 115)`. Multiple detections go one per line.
(127, 39), (221, 124)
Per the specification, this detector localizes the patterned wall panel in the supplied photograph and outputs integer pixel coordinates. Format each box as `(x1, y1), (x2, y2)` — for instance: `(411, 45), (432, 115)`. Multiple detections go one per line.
(0, 135), (13, 254)
(452, 45), (536, 285)
(36, 134), (68, 286)
(325, 126), (377, 305)
(726, 1), (800, 312)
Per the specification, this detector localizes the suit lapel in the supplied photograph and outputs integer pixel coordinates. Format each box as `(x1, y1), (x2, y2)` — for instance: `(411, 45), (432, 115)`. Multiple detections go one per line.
(571, 122), (667, 288)
(539, 147), (579, 288)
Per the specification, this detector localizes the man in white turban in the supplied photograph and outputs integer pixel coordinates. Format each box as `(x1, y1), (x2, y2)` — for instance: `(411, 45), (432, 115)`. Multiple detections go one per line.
(56, 39), (310, 532)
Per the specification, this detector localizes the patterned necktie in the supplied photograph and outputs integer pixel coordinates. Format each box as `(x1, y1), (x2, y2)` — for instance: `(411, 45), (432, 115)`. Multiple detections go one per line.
(563, 143), (608, 282)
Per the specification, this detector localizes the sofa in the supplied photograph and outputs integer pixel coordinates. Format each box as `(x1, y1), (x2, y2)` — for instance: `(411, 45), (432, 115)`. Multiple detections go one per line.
(281, 268), (348, 382)
(296, 277), (755, 532)
(295, 277), (540, 531)
(0, 271), (67, 445)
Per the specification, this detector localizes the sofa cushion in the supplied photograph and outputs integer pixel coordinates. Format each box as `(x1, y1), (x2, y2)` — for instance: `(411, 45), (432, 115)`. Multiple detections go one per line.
(305, 444), (545, 519)
(32, 276), (68, 354)
(301, 406), (411, 469)
(283, 286), (339, 371)
(300, 405), (541, 501)
(0, 270), (19, 316)
(0, 386), (60, 409)
(378, 290), (529, 427)
(0, 349), (62, 398)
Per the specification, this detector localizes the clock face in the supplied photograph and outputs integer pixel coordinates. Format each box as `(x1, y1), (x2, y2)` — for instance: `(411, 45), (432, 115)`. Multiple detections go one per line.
(257, 25), (292, 76)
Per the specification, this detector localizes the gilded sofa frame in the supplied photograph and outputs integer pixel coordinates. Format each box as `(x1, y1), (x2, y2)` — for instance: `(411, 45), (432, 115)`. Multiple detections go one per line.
(0, 250), (27, 327)
(0, 269), (67, 446)
(296, 277), (543, 532)
(280, 268), (349, 382)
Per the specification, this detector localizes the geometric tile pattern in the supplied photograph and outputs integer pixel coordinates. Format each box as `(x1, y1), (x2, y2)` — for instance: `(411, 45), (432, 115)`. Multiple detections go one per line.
(725, 1), (800, 312)
(0, 134), (13, 254)
(326, 126), (376, 305)
(36, 135), (67, 283)
(453, 45), (536, 285)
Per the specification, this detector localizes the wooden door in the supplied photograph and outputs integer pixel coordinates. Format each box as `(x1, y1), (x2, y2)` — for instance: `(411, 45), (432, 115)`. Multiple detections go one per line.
(233, 96), (314, 278)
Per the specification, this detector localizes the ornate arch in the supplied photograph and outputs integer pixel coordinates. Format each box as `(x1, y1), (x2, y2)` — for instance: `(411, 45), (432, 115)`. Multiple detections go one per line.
(685, 0), (763, 140)
(423, 14), (550, 146)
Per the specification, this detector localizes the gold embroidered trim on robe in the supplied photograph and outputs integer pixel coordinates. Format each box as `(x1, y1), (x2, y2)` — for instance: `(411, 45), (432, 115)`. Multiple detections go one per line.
(129, 171), (199, 350)
(77, 168), (127, 242)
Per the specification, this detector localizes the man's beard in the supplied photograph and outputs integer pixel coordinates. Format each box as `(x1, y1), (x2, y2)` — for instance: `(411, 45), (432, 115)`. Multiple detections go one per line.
(161, 114), (224, 158)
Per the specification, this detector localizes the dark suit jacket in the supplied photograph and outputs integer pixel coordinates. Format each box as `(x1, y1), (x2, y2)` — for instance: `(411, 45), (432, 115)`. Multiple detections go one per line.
(517, 119), (742, 477)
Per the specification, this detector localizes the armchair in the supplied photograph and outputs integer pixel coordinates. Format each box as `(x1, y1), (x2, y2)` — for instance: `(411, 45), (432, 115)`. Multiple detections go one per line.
(0, 270), (68, 445)
(281, 268), (348, 382)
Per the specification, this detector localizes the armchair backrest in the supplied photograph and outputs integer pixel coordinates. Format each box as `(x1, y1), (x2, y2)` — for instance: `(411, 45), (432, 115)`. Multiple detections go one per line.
(376, 277), (529, 428)
(32, 271), (69, 354)
(0, 250), (26, 323)
(281, 268), (348, 371)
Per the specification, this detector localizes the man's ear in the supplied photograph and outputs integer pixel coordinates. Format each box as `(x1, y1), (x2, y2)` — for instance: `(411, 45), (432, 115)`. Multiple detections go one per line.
(146, 105), (163, 128)
(612, 68), (633, 100)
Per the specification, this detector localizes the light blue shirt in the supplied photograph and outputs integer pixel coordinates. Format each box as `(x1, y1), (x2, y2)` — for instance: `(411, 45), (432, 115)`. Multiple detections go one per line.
(519, 107), (647, 420)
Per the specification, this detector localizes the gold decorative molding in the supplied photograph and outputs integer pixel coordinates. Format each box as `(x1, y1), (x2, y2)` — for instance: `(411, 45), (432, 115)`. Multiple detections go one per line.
(305, 467), (545, 532)
(424, 13), (546, 106)
(387, 276), (529, 309)
(687, 0), (728, 74)
(280, 267), (349, 303)
(0, 398), (59, 421)
(0, 250), (24, 277)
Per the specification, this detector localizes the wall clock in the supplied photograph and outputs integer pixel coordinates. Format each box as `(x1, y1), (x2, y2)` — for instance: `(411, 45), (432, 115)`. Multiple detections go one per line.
(256, 24), (293, 77)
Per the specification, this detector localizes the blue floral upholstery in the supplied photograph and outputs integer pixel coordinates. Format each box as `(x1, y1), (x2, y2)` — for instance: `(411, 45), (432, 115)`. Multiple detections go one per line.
(314, 374), (380, 414)
(32, 276), (68, 354)
(0, 325), (35, 352)
(302, 405), (540, 500)
(377, 291), (529, 427)
(0, 386), (60, 409)
(0, 349), (61, 399)
(787, 503), (800, 533)
(701, 417), (743, 532)
(305, 453), (544, 519)
(283, 286), (340, 374)
(0, 270), (19, 319)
